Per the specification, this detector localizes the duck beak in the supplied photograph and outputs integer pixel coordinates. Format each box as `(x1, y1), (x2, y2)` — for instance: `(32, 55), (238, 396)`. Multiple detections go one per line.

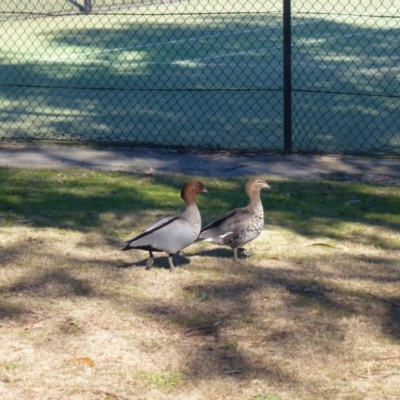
(202, 188), (209, 194)
(263, 183), (271, 189)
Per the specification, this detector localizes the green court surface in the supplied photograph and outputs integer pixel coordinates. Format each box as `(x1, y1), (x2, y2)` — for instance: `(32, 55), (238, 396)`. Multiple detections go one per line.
(0, 0), (399, 152)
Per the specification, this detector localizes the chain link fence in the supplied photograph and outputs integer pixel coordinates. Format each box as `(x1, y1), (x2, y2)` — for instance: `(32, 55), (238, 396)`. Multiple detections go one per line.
(0, 0), (399, 153)
(291, 1), (400, 154)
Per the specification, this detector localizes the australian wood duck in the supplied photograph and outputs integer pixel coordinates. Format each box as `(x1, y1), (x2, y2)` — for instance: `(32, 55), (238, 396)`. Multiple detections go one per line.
(199, 177), (270, 261)
(122, 179), (207, 270)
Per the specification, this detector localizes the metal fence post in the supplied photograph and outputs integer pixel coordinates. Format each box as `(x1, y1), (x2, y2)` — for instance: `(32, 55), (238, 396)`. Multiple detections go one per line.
(283, 0), (292, 154)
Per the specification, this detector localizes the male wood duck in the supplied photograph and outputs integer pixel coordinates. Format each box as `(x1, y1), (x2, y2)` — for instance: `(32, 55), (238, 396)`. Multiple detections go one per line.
(123, 179), (208, 270)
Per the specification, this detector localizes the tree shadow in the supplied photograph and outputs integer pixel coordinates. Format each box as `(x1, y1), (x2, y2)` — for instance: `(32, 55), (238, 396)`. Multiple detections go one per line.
(0, 300), (35, 321)
(1, 170), (399, 246)
(0, 230), (399, 393)
(131, 259), (400, 386)
(117, 252), (191, 269)
(1, 11), (399, 152)
(1, 268), (94, 298)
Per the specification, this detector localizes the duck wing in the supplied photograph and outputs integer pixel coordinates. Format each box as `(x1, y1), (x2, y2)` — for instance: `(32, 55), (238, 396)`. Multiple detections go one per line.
(200, 208), (250, 241)
(122, 215), (180, 250)
(123, 213), (200, 254)
(143, 216), (178, 233)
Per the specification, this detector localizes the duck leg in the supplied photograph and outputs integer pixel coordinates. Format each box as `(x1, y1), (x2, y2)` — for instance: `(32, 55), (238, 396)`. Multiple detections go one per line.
(145, 251), (155, 270)
(168, 254), (176, 271)
(233, 247), (238, 262)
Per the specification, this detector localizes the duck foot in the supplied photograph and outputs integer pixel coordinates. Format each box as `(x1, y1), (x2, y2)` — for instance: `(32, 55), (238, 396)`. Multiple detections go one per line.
(239, 248), (255, 258)
(145, 257), (154, 270)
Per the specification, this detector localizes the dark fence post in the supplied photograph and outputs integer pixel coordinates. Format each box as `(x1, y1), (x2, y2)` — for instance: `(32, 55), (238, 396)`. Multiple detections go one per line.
(283, 0), (292, 154)
(83, 0), (92, 13)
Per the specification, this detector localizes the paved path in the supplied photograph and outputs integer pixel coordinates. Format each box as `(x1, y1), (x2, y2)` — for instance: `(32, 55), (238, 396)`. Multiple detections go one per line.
(1, 143), (400, 179)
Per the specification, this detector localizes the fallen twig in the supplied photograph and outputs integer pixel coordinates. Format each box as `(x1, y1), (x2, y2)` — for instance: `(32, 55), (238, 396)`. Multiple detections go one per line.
(354, 371), (399, 379)
(92, 390), (130, 400)
(184, 320), (221, 336)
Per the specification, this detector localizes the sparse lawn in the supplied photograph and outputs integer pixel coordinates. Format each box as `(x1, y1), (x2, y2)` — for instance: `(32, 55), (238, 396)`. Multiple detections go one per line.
(0, 167), (400, 400)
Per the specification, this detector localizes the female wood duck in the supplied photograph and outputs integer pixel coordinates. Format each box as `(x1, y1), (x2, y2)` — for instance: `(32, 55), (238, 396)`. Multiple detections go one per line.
(199, 177), (270, 261)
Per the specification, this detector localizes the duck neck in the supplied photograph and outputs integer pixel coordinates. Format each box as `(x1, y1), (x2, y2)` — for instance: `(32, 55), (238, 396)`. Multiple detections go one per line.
(183, 198), (199, 212)
(182, 201), (200, 224)
(183, 195), (196, 207)
(248, 191), (263, 211)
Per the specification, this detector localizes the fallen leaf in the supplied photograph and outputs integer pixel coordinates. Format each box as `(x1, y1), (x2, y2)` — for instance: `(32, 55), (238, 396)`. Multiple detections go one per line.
(75, 357), (95, 367)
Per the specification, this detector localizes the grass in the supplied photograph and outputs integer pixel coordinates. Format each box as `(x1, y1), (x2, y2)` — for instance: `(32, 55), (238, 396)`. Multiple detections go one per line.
(1, 167), (400, 399)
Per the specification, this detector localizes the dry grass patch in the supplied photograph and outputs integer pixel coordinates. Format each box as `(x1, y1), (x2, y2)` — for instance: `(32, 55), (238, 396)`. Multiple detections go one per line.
(1, 168), (400, 399)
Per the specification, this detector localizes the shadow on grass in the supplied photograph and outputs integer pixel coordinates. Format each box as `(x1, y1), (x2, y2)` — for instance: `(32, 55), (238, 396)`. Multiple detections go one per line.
(0, 266), (95, 324)
(134, 261), (400, 383)
(195, 247), (235, 259)
(1, 268), (93, 298)
(1, 169), (399, 242)
(386, 305), (400, 340)
(0, 244), (399, 391)
(0, 300), (34, 321)
(1, 170), (400, 393)
(117, 252), (191, 269)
